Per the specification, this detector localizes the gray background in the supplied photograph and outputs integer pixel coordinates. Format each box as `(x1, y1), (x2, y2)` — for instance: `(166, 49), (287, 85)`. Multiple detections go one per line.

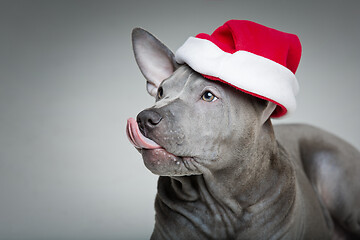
(0, 0), (359, 239)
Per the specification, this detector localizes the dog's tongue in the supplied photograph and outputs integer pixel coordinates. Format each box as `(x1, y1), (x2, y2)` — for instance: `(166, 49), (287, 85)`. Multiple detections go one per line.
(126, 118), (161, 149)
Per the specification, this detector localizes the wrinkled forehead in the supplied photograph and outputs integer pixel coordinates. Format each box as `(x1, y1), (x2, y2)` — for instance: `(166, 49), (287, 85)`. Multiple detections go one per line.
(161, 65), (223, 94)
(160, 65), (193, 90)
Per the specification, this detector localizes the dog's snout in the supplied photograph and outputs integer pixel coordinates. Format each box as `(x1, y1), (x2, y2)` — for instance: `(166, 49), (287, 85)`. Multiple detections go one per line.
(137, 110), (162, 134)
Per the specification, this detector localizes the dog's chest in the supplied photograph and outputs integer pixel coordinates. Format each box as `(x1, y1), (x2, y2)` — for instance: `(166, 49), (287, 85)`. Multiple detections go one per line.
(153, 176), (240, 239)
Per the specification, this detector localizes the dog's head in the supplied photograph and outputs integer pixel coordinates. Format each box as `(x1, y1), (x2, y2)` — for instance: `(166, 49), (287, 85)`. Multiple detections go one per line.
(126, 28), (276, 176)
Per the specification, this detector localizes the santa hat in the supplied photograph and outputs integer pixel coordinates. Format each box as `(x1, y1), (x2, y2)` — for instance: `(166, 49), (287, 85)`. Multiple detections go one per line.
(175, 20), (302, 118)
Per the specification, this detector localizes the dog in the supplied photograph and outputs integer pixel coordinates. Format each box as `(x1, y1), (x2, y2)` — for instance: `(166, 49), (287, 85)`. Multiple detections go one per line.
(126, 27), (360, 239)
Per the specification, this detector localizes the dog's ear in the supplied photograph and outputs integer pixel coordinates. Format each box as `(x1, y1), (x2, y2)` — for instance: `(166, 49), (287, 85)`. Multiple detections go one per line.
(260, 101), (277, 125)
(253, 97), (277, 124)
(132, 28), (179, 97)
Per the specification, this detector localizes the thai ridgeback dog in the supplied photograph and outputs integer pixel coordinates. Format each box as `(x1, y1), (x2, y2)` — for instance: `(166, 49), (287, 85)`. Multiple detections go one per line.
(126, 28), (360, 239)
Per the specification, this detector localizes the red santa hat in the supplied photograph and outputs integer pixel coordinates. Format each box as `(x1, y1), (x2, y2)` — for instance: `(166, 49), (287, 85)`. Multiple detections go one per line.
(175, 20), (302, 118)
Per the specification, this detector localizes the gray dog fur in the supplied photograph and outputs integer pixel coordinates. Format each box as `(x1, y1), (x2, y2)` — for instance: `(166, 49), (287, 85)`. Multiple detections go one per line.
(129, 28), (360, 239)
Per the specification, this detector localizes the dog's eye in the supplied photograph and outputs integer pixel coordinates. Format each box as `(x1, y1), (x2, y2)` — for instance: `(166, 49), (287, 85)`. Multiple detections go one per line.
(157, 87), (164, 99)
(201, 91), (218, 102)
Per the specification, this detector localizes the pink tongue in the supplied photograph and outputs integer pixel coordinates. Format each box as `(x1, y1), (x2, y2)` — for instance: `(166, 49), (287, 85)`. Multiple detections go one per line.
(126, 118), (161, 149)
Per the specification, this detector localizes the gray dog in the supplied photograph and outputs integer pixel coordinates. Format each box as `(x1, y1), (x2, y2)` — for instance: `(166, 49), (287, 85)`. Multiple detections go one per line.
(126, 28), (360, 239)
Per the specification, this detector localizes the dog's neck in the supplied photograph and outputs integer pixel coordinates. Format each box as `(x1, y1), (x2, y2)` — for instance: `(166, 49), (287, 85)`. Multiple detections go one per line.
(152, 122), (297, 239)
(205, 121), (293, 210)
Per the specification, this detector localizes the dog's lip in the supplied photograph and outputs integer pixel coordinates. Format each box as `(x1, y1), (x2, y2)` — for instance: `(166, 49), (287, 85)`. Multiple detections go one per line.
(126, 118), (162, 150)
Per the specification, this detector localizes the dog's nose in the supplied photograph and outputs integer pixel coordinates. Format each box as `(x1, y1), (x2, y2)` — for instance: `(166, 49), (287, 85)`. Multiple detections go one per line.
(137, 110), (162, 134)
